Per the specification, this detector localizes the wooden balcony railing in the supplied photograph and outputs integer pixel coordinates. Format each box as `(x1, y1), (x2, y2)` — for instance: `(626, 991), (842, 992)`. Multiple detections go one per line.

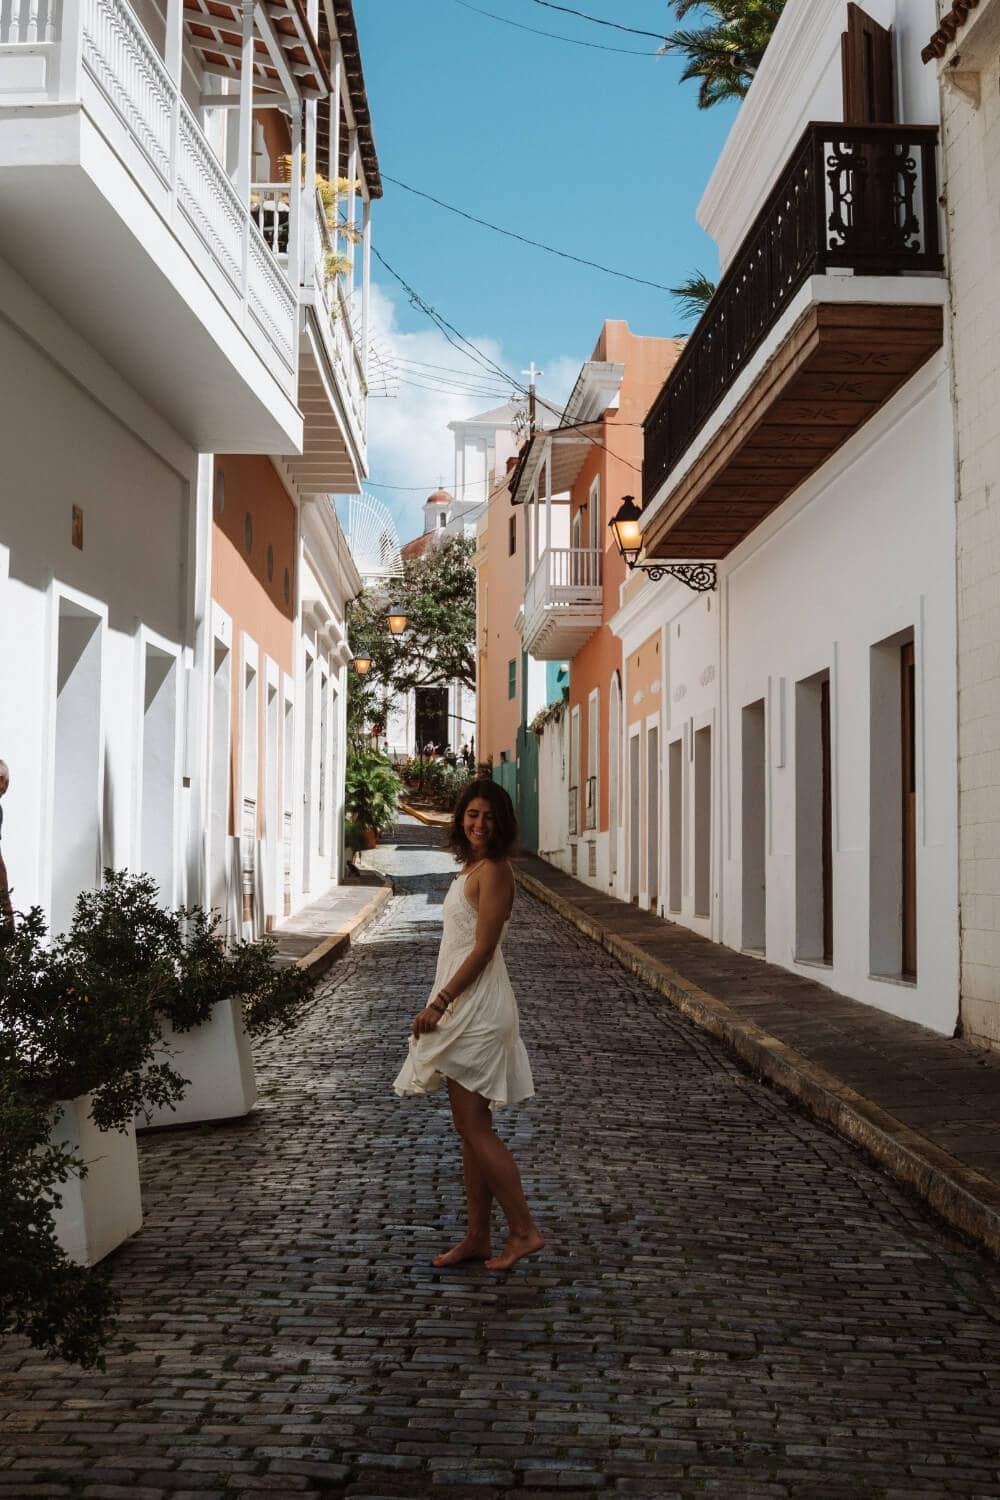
(643, 122), (942, 506)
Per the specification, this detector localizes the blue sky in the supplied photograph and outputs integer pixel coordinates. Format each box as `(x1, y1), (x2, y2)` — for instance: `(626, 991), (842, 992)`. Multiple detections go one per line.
(352, 0), (737, 543)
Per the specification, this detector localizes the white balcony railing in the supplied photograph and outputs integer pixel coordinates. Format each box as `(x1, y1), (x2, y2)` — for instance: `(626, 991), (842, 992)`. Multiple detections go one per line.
(524, 545), (602, 624)
(1, 0), (60, 41)
(521, 546), (603, 659)
(6, 0), (298, 381)
(311, 190), (367, 445)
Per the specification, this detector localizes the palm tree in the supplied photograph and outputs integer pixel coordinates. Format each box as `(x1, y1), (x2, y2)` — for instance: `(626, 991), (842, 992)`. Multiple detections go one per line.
(661, 1), (787, 108)
(669, 269), (717, 325)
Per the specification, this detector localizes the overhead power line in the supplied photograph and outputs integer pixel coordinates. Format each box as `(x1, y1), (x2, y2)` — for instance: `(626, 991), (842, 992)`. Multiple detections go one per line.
(382, 173), (675, 295)
(528, 0), (668, 42)
(450, 0), (660, 54)
(370, 249), (644, 480)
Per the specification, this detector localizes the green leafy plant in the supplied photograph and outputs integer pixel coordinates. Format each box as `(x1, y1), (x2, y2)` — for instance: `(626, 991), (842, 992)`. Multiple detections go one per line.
(0, 1044), (116, 1369)
(0, 902), (185, 1132)
(345, 750), (399, 836)
(670, 268), (718, 325)
(66, 871), (314, 1041)
(661, 0), (786, 108)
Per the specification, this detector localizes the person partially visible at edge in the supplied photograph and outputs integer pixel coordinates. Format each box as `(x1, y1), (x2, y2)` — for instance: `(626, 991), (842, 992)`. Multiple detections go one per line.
(393, 779), (544, 1272)
(0, 760), (12, 933)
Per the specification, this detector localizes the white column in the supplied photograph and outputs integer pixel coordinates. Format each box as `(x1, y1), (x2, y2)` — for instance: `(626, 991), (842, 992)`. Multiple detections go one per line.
(287, 102), (303, 288)
(164, 0), (184, 81)
(361, 195), (371, 383)
(236, 1), (255, 203)
(346, 131), (358, 299)
(303, 97), (317, 289)
(544, 444), (552, 560)
(329, 42), (342, 219)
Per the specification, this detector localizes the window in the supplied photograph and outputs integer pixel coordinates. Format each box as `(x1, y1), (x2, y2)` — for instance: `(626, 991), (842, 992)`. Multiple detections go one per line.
(439, 512), (447, 528)
(508, 514), (516, 555)
(694, 725), (712, 918)
(870, 631), (916, 979)
(795, 671), (833, 962)
(508, 658), (517, 699)
(741, 700), (766, 952)
(587, 690), (599, 831)
(588, 476), (600, 551)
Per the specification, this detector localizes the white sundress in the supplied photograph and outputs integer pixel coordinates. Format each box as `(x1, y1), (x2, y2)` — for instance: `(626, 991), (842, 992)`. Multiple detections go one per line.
(393, 867), (535, 1109)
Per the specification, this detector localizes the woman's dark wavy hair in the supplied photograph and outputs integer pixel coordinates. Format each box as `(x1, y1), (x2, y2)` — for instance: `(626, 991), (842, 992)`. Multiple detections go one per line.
(449, 778), (518, 864)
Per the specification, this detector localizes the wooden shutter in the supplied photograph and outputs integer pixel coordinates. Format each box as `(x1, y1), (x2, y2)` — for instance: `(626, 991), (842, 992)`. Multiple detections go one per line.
(841, 3), (896, 124)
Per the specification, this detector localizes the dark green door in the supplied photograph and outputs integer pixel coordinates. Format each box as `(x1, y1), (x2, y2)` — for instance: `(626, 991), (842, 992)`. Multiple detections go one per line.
(515, 723), (539, 854)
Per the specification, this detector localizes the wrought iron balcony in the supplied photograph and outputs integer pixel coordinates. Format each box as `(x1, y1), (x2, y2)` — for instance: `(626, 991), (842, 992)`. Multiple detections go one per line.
(643, 122), (943, 518)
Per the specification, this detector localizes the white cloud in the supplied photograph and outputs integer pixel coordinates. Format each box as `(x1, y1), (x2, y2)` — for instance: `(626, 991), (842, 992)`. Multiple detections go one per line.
(364, 282), (581, 546)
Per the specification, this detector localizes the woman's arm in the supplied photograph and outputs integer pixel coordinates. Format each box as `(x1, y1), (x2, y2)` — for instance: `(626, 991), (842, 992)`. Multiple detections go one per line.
(411, 861), (514, 1035)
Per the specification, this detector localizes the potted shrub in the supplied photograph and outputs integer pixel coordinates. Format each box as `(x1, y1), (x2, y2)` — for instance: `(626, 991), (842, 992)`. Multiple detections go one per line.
(0, 898), (187, 1267)
(345, 749), (399, 850)
(66, 872), (315, 1131)
(0, 1040), (118, 1368)
(142, 901), (315, 1128)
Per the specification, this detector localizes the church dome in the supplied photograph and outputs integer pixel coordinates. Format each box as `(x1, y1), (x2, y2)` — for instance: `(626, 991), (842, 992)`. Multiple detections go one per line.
(426, 488), (453, 504)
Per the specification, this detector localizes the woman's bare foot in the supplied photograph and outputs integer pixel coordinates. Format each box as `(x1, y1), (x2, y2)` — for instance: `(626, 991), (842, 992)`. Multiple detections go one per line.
(432, 1235), (492, 1268)
(485, 1228), (545, 1271)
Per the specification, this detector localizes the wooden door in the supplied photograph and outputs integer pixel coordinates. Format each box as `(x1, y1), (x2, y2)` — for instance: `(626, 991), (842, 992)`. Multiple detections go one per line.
(901, 642), (917, 978)
(821, 679), (833, 963)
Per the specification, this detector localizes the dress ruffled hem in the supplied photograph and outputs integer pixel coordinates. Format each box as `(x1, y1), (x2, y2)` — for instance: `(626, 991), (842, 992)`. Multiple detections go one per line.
(393, 1045), (534, 1110)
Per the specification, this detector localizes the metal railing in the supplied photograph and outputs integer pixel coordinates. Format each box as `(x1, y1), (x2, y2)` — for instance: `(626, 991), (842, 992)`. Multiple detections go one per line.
(643, 122), (942, 505)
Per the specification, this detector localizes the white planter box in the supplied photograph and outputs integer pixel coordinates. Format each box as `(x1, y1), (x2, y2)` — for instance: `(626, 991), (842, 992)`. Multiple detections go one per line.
(49, 1097), (143, 1267)
(138, 997), (257, 1129)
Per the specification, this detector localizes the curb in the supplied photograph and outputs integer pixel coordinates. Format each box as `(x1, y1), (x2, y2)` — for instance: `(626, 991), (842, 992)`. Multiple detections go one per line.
(295, 883), (393, 980)
(514, 865), (1000, 1260)
(398, 800), (452, 828)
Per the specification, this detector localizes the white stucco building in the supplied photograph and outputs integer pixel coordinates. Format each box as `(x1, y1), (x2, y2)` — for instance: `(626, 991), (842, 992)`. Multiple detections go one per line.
(603, 0), (959, 1035)
(921, 0), (1000, 1051)
(0, 0), (377, 937)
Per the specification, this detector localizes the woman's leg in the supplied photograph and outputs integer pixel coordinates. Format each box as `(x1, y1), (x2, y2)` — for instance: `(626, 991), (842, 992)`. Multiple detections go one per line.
(445, 1079), (544, 1271)
(432, 1136), (493, 1267)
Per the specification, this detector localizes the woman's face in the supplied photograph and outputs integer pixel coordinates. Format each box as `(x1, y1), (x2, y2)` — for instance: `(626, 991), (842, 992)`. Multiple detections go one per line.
(463, 797), (496, 855)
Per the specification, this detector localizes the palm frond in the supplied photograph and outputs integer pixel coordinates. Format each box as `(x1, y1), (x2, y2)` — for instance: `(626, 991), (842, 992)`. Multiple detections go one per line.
(669, 270), (718, 324)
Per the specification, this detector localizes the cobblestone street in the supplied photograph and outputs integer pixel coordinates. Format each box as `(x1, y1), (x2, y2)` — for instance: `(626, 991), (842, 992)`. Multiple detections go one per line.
(4, 822), (1000, 1498)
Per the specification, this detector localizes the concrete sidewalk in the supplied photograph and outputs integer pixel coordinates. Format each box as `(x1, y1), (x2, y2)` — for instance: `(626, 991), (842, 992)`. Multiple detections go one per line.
(270, 863), (392, 977)
(512, 852), (1000, 1261)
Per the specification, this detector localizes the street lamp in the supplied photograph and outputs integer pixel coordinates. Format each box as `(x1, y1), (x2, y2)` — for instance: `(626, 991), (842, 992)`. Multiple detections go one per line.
(350, 647), (373, 676)
(385, 605), (408, 636)
(608, 495), (716, 593)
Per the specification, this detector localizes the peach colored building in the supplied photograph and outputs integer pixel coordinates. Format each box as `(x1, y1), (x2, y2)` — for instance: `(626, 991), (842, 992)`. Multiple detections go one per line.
(510, 321), (680, 881)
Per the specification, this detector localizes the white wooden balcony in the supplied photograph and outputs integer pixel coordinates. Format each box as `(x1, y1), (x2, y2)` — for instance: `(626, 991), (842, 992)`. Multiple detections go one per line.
(286, 189), (368, 495)
(520, 546), (603, 661)
(0, 0), (302, 453)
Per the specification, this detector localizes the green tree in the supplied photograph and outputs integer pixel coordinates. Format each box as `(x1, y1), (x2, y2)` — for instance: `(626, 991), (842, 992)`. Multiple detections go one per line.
(662, 1), (786, 108)
(347, 535), (476, 738)
(670, 268), (718, 325)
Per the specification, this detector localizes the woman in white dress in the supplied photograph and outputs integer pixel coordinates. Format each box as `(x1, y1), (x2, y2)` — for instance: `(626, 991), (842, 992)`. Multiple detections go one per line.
(394, 780), (544, 1271)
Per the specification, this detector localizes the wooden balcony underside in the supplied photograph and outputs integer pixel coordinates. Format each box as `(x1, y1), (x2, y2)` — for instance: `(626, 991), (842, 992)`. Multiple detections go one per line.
(642, 302), (944, 561)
